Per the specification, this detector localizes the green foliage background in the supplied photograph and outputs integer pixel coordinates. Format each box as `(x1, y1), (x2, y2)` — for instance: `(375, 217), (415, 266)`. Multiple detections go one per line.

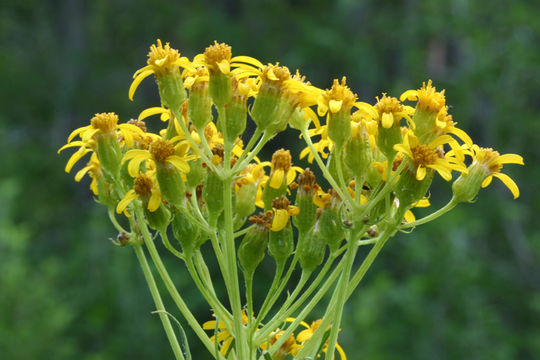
(1, 0), (538, 358)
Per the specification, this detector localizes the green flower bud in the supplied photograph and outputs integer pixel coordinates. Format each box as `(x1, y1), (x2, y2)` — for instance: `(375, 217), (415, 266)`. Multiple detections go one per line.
(171, 208), (206, 255)
(185, 158), (207, 189)
(188, 73), (212, 130)
(377, 125), (402, 160)
(203, 168), (224, 227)
(96, 177), (117, 208)
(235, 183), (258, 219)
(157, 70), (187, 110)
(299, 226), (326, 272)
(250, 65), (291, 131)
(452, 163), (487, 203)
(293, 169), (318, 235)
(395, 167), (434, 207)
(155, 162), (185, 208)
(95, 132), (122, 181)
(205, 42), (233, 108)
(238, 213), (271, 275)
(269, 222), (294, 266)
(318, 191), (345, 252)
(145, 204), (170, 231)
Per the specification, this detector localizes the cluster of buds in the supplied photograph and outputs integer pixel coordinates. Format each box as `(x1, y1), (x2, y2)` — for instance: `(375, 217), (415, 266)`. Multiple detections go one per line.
(59, 40), (523, 360)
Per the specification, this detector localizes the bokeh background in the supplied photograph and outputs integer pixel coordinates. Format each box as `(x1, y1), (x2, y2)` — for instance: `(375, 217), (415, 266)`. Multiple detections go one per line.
(1, 0), (539, 359)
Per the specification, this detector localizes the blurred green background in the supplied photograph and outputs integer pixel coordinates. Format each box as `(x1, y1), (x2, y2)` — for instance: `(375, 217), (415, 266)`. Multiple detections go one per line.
(1, 0), (539, 358)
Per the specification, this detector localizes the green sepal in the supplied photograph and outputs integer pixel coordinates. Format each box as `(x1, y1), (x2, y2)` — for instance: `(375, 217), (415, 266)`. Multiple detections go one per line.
(395, 167), (434, 207)
(188, 84), (212, 130)
(268, 222), (294, 265)
(298, 228), (326, 272)
(222, 99), (247, 143)
(327, 111), (351, 150)
(171, 209), (206, 255)
(209, 73), (231, 108)
(157, 70), (187, 110)
(96, 132), (122, 181)
(319, 208), (345, 252)
(235, 184), (257, 219)
(293, 191), (317, 235)
(155, 162), (185, 208)
(202, 170), (224, 226)
(144, 204), (171, 231)
(377, 125), (402, 160)
(238, 226), (268, 275)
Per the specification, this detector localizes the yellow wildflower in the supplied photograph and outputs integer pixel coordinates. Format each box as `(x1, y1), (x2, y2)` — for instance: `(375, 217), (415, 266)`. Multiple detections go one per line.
(203, 310), (249, 356)
(129, 39), (193, 100)
(400, 79), (446, 114)
(393, 131), (467, 181)
(116, 173), (162, 214)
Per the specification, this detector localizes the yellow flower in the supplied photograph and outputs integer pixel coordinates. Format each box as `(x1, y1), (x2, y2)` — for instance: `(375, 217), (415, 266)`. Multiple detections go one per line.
(299, 125), (334, 163)
(203, 310), (249, 356)
(116, 173), (162, 214)
(58, 113), (145, 173)
(260, 329), (300, 359)
(400, 79), (446, 114)
(265, 149), (303, 190)
(393, 131), (468, 181)
(73, 152), (102, 195)
(286, 318), (347, 360)
(122, 138), (193, 178)
(270, 196), (300, 232)
(316, 77), (357, 116)
(372, 93), (415, 129)
(432, 106), (473, 147)
(468, 145), (523, 198)
(129, 39), (193, 100)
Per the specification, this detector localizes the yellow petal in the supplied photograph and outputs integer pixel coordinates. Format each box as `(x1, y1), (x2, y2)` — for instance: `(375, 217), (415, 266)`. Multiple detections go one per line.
(128, 154), (151, 178)
(67, 126), (92, 143)
(354, 102), (378, 119)
(271, 209), (289, 232)
(129, 70), (154, 101)
(167, 155), (190, 173)
(231, 55), (265, 69)
(497, 153), (524, 165)
(449, 127), (473, 147)
(416, 165), (426, 181)
(122, 149), (151, 162)
(217, 59), (230, 74)
(269, 168), (285, 189)
(481, 175), (493, 188)
(58, 140), (86, 154)
(400, 90), (418, 102)
(138, 107), (168, 121)
(147, 190), (162, 212)
(65, 148), (91, 173)
(74, 165), (92, 182)
(336, 343), (347, 360)
(304, 107), (320, 129)
(492, 172), (520, 199)
(133, 65), (153, 79)
(403, 210), (416, 223)
(381, 112), (394, 128)
(116, 190), (138, 214)
(329, 99), (343, 113)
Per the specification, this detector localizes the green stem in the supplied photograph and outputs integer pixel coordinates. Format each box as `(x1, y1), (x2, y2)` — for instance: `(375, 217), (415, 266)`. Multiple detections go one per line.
(232, 130), (272, 174)
(301, 126), (348, 203)
(232, 128), (263, 172)
(222, 175), (249, 359)
(160, 230), (185, 260)
(185, 255), (232, 326)
(134, 206), (222, 358)
(324, 231), (359, 359)
(133, 244), (185, 360)
(334, 147), (354, 205)
(108, 209), (128, 233)
(400, 196), (458, 229)
(254, 261), (285, 327)
(171, 108), (219, 175)
(255, 251), (343, 346)
(264, 256), (346, 357)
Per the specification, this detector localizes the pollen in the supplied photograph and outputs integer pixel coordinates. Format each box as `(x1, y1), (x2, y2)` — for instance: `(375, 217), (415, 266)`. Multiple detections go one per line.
(271, 149), (292, 172)
(133, 174), (153, 197)
(416, 80), (446, 114)
(204, 41), (232, 70)
(147, 39), (180, 75)
(411, 144), (440, 166)
(149, 139), (175, 163)
(91, 112), (119, 133)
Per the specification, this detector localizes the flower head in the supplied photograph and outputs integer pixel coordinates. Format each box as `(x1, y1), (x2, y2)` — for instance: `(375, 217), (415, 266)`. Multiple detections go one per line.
(400, 80), (446, 114)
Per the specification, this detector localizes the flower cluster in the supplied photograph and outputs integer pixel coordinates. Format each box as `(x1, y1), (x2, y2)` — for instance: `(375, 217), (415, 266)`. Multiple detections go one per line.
(59, 40), (523, 360)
